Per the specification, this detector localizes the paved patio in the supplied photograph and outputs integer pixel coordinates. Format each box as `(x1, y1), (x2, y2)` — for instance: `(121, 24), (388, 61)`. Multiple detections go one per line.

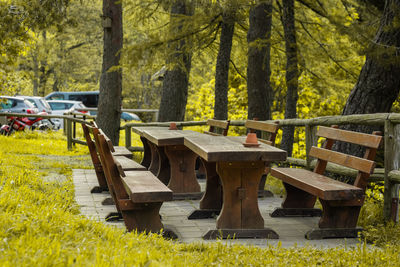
(73, 169), (362, 249)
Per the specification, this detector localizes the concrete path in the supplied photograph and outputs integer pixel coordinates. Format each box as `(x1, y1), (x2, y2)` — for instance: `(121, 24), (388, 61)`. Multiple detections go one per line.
(73, 169), (362, 249)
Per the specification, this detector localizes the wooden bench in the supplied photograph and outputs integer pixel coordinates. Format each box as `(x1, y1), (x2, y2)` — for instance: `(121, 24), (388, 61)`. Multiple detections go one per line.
(204, 119), (230, 136)
(82, 123), (146, 194)
(93, 129), (176, 238)
(245, 120), (279, 197)
(270, 126), (382, 239)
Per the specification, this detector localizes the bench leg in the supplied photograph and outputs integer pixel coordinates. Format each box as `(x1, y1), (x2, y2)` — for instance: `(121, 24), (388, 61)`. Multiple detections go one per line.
(305, 200), (362, 239)
(258, 166), (273, 198)
(188, 160), (222, 219)
(91, 163), (109, 193)
(121, 202), (168, 234)
(148, 142), (160, 176)
(140, 136), (151, 168)
(270, 183), (322, 217)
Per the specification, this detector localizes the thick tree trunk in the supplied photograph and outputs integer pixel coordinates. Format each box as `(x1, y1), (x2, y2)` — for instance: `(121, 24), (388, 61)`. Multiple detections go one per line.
(280, 0), (299, 157)
(338, 0), (400, 155)
(247, 1), (273, 121)
(97, 0), (123, 145)
(214, 13), (235, 120)
(158, 1), (193, 122)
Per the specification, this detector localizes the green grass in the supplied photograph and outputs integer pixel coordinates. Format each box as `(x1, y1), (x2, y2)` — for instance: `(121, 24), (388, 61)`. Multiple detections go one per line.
(1, 130), (400, 266)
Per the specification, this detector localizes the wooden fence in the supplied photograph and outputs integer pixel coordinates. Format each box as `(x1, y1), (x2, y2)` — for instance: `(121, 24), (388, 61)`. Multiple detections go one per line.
(2, 111), (400, 221)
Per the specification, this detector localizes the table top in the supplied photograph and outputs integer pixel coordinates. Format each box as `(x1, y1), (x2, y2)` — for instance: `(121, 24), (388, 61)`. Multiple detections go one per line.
(184, 135), (287, 162)
(131, 126), (168, 136)
(141, 129), (203, 146)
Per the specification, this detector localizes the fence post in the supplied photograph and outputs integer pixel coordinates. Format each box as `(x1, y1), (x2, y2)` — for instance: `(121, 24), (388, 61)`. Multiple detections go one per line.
(125, 125), (131, 149)
(305, 124), (317, 170)
(66, 118), (73, 151)
(384, 119), (397, 221)
(153, 111), (159, 122)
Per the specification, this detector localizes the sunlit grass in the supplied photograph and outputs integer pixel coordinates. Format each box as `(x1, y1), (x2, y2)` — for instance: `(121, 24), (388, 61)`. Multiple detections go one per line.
(0, 130), (400, 265)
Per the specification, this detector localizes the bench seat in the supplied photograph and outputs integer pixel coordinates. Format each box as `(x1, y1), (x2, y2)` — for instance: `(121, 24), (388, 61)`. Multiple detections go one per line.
(112, 146), (133, 159)
(122, 171), (173, 203)
(115, 156), (146, 171)
(271, 168), (364, 201)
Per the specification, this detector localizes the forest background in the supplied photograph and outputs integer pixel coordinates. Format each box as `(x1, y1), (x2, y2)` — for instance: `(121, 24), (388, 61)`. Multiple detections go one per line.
(0, 0), (397, 150)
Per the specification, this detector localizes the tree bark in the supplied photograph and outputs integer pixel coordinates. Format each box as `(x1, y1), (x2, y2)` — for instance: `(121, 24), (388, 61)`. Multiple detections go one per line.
(214, 12), (235, 120)
(97, 0), (123, 145)
(247, 1), (273, 121)
(280, 0), (299, 157)
(158, 1), (193, 122)
(338, 0), (400, 155)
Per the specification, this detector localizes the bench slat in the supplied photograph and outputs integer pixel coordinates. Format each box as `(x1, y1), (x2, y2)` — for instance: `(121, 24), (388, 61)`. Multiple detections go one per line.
(309, 147), (375, 174)
(271, 168), (364, 201)
(207, 119), (229, 129)
(121, 171), (173, 203)
(318, 126), (382, 149)
(245, 120), (279, 133)
(114, 156), (146, 171)
(112, 146), (133, 158)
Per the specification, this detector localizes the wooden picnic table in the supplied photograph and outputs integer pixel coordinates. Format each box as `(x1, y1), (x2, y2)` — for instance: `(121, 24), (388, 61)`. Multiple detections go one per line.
(184, 134), (287, 239)
(131, 127), (168, 169)
(133, 127), (203, 199)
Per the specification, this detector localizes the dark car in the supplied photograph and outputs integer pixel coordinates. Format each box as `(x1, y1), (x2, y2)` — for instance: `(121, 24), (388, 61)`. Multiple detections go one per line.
(0, 96), (38, 114)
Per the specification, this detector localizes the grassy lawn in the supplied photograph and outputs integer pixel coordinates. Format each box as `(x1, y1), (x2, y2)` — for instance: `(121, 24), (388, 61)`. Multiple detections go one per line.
(0, 130), (399, 266)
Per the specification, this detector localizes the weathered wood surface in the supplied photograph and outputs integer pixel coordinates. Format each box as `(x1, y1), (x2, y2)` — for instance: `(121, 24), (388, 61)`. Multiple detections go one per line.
(184, 135), (286, 162)
(245, 120), (279, 133)
(271, 168), (364, 201)
(142, 129), (202, 146)
(131, 126), (168, 136)
(318, 126), (382, 148)
(309, 147), (375, 174)
(114, 156), (146, 171)
(121, 171), (173, 203)
(207, 119), (230, 130)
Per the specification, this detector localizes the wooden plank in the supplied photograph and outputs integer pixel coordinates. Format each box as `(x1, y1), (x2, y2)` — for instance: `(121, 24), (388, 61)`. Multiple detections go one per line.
(142, 129), (201, 146)
(245, 120), (279, 133)
(112, 146), (133, 158)
(270, 168), (364, 201)
(203, 131), (221, 136)
(121, 171), (173, 203)
(207, 119), (229, 129)
(309, 147), (375, 174)
(131, 126), (168, 136)
(184, 135), (286, 162)
(114, 155), (146, 171)
(317, 126), (382, 149)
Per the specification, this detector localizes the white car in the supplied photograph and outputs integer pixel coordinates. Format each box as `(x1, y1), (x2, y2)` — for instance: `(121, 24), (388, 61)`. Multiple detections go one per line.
(47, 100), (88, 128)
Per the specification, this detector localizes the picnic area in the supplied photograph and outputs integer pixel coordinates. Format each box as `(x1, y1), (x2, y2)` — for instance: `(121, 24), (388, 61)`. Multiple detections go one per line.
(3, 0), (400, 266)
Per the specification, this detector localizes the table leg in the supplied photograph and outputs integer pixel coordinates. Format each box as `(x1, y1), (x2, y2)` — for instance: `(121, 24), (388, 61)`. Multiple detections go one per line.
(164, 145), (202, 199)
(203, 161), (278, 239)
(148, 142), (170, 185)
(188, 160), (222, 219)
(140, 136), (151, 168)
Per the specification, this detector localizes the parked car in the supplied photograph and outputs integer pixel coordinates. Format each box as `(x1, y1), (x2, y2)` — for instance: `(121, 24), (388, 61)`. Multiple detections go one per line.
(0, 96), (38, 115)
(44, 91), (141, 121)
(20, 96), (52, 114)
(47, 100), (88, 128)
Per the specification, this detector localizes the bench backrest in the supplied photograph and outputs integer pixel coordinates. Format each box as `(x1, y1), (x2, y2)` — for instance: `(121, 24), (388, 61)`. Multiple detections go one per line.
(204, 119), (230, 136)
(245, 120), (279, 146)
(310, 126), (382, 190)
(93, 128), (130, 201)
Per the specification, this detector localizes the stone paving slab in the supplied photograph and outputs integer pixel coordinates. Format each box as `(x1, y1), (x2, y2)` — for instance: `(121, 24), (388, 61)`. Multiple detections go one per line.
(73, 169), (362, 249)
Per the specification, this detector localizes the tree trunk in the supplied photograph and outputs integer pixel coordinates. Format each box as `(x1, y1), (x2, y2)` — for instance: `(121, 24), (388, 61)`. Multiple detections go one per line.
(158, 1), (193, 122)
(247, 1), (273, 121)
(97, 0), (123, 145)
(214, 12), (235, 120)
(338, 0), (400, 155)
(280, 0), (299, 157)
